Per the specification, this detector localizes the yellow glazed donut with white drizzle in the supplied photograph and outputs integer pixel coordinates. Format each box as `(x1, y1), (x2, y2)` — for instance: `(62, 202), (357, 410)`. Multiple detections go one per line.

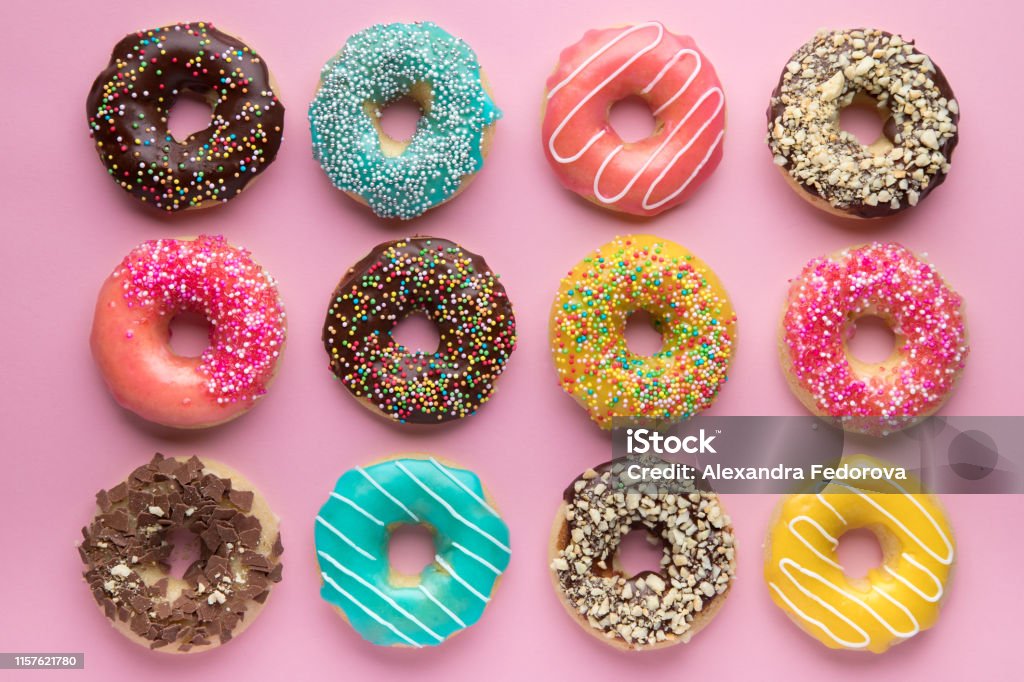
(764, 455), (954, 653)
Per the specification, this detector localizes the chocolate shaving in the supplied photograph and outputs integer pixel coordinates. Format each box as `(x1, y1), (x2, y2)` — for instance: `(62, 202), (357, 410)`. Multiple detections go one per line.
(228, 489), (254, 512)
(78, 454), (283, 651)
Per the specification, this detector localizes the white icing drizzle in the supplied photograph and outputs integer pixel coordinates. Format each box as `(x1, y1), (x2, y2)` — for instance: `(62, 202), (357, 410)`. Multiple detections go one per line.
(316, 515), (376, 561)
(429, 457), (498, 515)
(789, 516), (843, 570)
(356, 466), (420, 522)
(435, 554), (490, 603)
(417, 584), (468, 628)
(321, 571), (422, 648)
(768, 481), (953, 649)
(330, 491), (385, 526)
(318, 550), (444, 643)
(546, 22), (724, 211)
(452, 541), (503, 575)
(395, 461), (511, 553)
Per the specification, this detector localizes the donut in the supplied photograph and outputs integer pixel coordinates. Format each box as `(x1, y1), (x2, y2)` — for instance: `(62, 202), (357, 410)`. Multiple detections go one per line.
(309, 22), (500, 219)
(314, 455), (510, 647)
(549, 457), (736, 650)
(541, 22), (726, 217)
(764, 455), (954, 653)
(767, 29), (959, 218)
(78, 453), (284, 652)
(86, 22), (284, 212)
(779, 242), (968, 434)
(91, 235), (287, 429)
(323, 236), (516, 424)
(550, 234), (736, 429)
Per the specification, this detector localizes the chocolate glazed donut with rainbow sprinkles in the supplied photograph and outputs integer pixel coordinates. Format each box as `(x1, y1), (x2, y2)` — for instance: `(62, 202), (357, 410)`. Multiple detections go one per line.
(87, 22), (284, 211)
(323, 237), (517, 424)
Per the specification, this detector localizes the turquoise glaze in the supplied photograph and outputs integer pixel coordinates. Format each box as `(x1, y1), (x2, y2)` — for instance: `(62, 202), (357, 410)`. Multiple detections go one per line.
(314, 457), (510, 647)
(308, 22), (501, 219)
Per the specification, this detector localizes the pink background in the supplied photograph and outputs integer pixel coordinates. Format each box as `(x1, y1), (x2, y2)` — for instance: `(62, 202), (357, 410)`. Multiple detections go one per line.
(1, 0), (1021, 678)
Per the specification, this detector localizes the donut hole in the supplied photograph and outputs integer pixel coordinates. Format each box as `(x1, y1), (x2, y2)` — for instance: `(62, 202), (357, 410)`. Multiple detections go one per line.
(166, 89), (215, 143)
(164, 527), (202, 579)
(387, 524), (436, 580)
(835, 528), (884, 580)
(838, 93), (892, 152)
(845, 315), (896, 365)
(392, 311), (440, 355)
(624, 310), (664, 356)
(168, 311), (212, 358)
(379, 96), (423, 142)
(367, 82), (432, 156)
(614, 527), (667, 578)
(608, 95), (657, 143)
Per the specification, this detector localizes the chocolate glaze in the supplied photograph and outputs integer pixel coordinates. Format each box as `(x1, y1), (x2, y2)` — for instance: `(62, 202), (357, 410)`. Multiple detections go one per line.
(322, 237), (517, 425)
(86, 22), (284, 212)
(767, 29), (959, 218)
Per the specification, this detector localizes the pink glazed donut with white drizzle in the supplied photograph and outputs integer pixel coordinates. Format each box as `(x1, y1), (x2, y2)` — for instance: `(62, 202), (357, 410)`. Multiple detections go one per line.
(91, 235), (286, 429)
(541, 22), (726, 217)
(780, 242), (968, 434)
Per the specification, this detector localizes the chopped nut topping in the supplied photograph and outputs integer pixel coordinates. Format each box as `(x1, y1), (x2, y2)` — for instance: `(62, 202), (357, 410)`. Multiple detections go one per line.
(551, 458), (736, 649)
(767, 29), (958, 216)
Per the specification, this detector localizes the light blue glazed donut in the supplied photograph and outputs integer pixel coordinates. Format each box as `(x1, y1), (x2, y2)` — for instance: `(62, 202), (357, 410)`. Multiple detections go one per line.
(315, 456), (510, 647)
(308, 22), (501, 220)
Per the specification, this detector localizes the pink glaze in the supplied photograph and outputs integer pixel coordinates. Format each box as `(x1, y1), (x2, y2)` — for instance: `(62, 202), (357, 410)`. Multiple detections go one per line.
(781, 242), (968, 424)
(542, 22), (726, 217)
(90, 235), (286, 428)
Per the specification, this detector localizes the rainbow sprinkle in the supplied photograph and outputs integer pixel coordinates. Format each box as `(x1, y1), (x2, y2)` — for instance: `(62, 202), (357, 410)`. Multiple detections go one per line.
(323, 237), (516, 424)
(87, 22), (284, 211)
(550, 235), (737, 428)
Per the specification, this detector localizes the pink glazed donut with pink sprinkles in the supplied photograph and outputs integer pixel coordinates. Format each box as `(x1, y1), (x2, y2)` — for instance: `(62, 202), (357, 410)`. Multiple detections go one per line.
(91, 235), (286, 428)
(780, 242), (968, 434)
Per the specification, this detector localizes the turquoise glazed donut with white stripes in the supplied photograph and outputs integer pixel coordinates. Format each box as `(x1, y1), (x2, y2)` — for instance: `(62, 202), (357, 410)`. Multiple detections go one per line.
(308, 22), (501, 220)
(315, 456), (510, 647)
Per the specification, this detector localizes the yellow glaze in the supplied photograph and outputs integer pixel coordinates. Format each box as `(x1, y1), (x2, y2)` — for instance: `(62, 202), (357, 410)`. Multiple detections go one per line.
(549, 235), (737, 428)
(764, 455), (955, 653)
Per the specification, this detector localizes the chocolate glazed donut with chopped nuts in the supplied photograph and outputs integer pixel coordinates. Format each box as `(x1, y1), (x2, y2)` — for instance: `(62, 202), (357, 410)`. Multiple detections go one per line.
(78, 454), (283, 653)
(549, 456), (736, 650)
(767, 29), (959, 218)
(86, 22), (284, 212)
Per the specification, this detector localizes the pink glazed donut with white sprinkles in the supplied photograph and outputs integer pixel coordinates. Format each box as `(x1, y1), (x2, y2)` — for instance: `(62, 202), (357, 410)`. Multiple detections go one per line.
(779, 242), (968, 434)
(91, 235), (286, 428)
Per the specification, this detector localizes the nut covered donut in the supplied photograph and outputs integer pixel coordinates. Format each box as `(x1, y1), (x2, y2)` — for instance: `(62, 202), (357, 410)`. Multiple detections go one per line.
(550, 457), (736, 650)
(79, 454), (284, 652)
(86, 22), (284, 212)
(323, 237), (516, 424)
(542, 22), (726, 217)
(315, 456), (510, 647)
(91, 235), (286, 429)
(765, 455), (954, 653)
(551, 235), (736, 429)
(768, 29), (958, 218)
(780, 243), (968, 434)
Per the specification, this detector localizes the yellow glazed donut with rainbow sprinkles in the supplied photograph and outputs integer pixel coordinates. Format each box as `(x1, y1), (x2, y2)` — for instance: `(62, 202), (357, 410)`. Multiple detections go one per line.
(550, 235), (736, 428)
